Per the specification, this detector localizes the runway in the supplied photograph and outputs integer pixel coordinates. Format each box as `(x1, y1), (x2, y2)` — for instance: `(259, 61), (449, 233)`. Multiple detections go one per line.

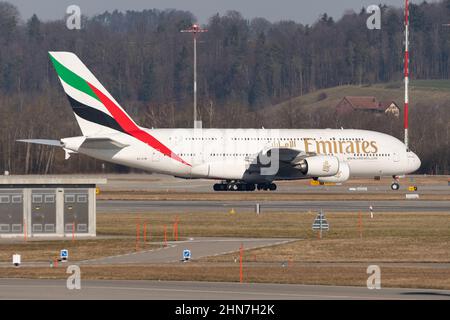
(98, 200), (450, 213)
(82, 238), (295, 265)
(100, 174), (450, 194)
(0, 279), (449, 300)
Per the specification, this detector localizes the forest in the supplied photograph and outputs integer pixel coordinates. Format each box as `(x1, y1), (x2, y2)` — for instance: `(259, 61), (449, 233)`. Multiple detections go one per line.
(0, 1), (449, 174)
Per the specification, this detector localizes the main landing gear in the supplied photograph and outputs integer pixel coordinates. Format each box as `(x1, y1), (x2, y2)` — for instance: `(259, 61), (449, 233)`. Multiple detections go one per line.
(256, 183), (277, 191)
(213, 182), (277, 192)
(391, 175), (400, 191)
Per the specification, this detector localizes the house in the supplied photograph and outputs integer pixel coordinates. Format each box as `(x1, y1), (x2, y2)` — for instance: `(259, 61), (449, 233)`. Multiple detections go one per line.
(380, 101), (401, 117)
(335, 96), (400, 117)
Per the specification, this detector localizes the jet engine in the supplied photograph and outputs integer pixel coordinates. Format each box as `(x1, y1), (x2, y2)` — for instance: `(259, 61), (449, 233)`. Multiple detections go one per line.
(318, 161), (350, 183)
(294, 155), (339, 177)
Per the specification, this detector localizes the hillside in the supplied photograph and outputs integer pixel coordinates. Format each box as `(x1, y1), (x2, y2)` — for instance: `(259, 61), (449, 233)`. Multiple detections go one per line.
(264, 80), (450, 117)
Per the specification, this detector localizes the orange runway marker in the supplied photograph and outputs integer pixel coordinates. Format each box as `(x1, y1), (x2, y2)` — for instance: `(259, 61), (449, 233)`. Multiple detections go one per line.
(164, 225), (168, 247)
(358, 212), (363, 239)
(288, 257), (293, 267)
(173, 216), (179, 241)
(136, 223), (140, 251)
(239, 243), (244, 283)
(143, 223), (147, 243)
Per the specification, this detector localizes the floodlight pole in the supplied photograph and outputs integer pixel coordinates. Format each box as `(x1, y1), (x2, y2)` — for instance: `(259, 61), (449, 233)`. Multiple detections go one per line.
(181, 24), (208, 128)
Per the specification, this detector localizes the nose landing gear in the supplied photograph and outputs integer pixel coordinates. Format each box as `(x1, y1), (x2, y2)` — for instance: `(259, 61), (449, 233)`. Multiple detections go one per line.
(391, 182), (400, 190)
(391, 175), (400, 191)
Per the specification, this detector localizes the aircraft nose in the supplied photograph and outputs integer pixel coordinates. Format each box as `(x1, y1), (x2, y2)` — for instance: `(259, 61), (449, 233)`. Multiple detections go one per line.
(414, 153), (421, 171)
(410, 152), (421, 172)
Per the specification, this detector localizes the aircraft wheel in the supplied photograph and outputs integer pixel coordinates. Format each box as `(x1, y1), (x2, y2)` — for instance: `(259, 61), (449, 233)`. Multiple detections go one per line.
(391, 182), (400, 191)
(269, 183), (277, 191)
(213, 184), (226, 191)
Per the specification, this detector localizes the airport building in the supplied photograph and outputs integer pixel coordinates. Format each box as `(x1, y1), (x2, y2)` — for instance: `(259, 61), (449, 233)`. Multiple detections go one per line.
(0, 176), (106, 239)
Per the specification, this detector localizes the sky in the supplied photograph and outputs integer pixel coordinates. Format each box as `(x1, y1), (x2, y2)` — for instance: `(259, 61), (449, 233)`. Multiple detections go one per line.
(7, 0), (439, 25)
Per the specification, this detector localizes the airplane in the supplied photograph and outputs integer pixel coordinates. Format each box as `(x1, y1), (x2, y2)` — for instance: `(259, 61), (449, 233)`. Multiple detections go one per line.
(18, 52), (421, 192)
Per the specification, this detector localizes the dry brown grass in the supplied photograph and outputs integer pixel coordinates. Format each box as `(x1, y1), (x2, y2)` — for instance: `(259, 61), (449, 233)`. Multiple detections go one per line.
(2, 211), (450, 289)
(97, 211), (325, 238)
(98, 191), (450, 201)
(203, 212), (450, 263)
(1, 264), (450, 290)
(84, 211), (450, 264)
(0, 238), (158, 263)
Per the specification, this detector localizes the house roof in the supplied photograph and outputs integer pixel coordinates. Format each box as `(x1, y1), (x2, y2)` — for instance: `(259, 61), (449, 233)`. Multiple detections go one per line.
(379, 101), (400, 109)
(338, 96), (400, 113)
(343, 96), (383, 110)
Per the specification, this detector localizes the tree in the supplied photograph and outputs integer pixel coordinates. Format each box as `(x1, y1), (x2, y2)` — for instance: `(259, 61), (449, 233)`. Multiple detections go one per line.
(0, 2), (19, 43)
(27, 14), (42, 41)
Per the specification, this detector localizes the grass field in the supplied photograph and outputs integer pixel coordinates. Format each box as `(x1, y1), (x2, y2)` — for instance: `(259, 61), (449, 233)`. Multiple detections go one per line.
(1, 264), (450, 290)
(1, 211), (450, 290)
(204, 212), (450, 263)
(98, 191), (450, 201)
(0, 238), (158, 263)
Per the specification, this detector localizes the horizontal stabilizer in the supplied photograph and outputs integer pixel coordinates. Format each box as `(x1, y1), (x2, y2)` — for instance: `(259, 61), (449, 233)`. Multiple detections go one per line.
(17, 139), (62, 147)
(80, 137), (129, 150)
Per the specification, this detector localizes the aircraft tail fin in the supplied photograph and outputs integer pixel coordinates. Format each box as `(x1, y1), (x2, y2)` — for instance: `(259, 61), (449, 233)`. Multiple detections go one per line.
(49, 51), (138, 136)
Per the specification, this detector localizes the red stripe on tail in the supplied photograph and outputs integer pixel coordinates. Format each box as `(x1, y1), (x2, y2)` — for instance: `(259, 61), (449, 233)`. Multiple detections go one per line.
(87, 82), (191, 167)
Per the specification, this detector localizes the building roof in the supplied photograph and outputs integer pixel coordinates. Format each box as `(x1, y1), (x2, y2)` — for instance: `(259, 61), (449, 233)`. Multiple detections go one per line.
(341, 96), (401, 112)
(379, 101), (400, 109)
(343, 96), (384, 111)
(0, 175), (107, 185)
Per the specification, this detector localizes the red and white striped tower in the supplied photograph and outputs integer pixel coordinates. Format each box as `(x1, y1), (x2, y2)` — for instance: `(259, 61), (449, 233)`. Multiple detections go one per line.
(404, 0), (410, 150)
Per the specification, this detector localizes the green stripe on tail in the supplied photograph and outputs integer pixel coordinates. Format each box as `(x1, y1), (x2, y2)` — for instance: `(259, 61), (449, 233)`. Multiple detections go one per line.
(49, 53), (100, 102)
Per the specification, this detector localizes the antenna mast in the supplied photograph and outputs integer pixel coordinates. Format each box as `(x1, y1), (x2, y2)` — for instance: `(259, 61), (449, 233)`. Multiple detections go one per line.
(404, 0), (410, 150)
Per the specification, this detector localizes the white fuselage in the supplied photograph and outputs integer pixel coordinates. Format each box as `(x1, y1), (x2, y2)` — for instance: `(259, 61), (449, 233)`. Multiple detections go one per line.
(62, 128), (421, 183)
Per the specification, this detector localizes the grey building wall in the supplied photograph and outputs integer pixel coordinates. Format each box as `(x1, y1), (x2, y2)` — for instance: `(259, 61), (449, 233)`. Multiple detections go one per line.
(0, 183), (102, 239)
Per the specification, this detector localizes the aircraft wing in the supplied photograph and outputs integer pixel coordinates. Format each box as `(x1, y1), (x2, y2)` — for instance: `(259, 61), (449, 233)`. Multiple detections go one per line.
(253, 147), (313, 165)
(246, 147), (316, 179)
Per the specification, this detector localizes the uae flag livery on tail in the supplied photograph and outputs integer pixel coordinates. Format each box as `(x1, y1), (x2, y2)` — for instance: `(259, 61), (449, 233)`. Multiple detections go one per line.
(49, 52), (190, 166)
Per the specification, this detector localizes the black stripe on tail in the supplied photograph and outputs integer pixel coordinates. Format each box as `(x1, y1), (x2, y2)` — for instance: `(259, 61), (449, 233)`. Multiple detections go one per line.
(66, 95), (126, 134)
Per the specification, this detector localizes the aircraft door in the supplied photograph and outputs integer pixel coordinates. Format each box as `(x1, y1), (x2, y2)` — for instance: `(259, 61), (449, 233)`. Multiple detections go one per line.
(393, 152), (400, 162)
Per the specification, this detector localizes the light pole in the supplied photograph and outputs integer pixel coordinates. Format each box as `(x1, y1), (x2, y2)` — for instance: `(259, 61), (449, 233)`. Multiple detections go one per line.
(181, 24), (208, 128)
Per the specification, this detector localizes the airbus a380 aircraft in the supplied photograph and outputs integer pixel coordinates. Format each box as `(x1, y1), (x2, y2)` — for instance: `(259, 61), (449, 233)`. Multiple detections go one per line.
(19, 52), (421, 192)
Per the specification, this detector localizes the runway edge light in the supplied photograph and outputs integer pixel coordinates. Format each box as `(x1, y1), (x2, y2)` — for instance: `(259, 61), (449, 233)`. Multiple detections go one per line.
(12, 254), (21, 267)
(60, 249), (68, 262)
(183, 249), (191, 262)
